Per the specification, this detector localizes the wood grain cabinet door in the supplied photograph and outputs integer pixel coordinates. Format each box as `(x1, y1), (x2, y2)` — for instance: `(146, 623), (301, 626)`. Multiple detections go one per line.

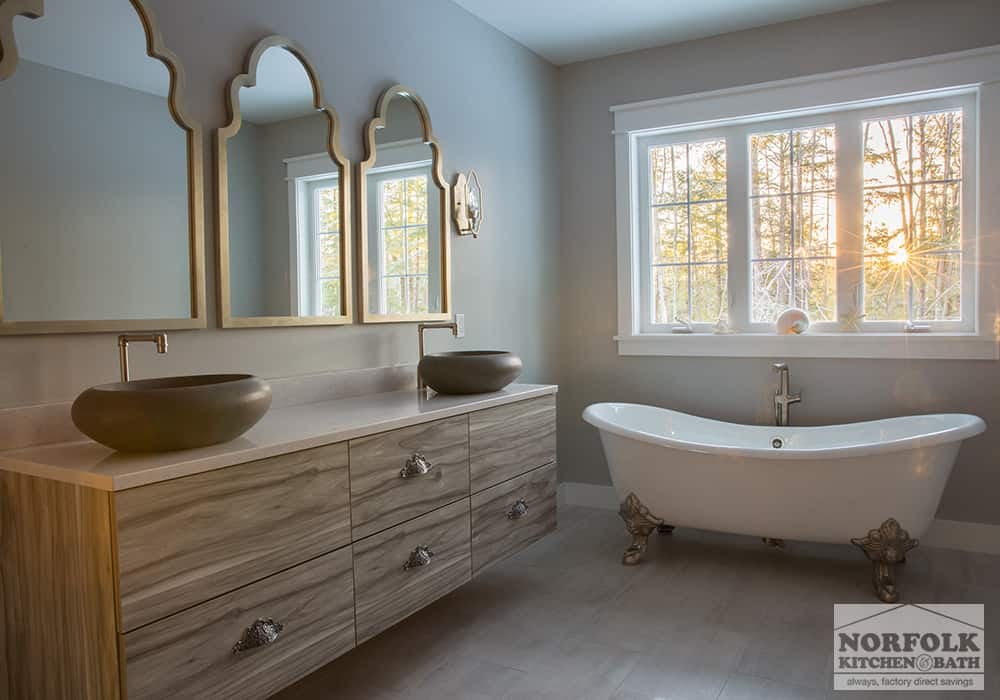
(469, 396), (556, 492)
(124, 547), (355, 700)
(115, 443), (350, 631)
(471, 463), (557, 574)
(353, 499), (471, 644)
(349, 415), (469, 540)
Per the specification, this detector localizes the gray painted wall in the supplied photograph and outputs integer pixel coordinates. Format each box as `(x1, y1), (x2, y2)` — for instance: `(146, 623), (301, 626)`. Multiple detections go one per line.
(0, 60), (190, 320)
(556, 0), (1000, 525)
(226, 119), (269, 318)
(0, 1), (559, 418)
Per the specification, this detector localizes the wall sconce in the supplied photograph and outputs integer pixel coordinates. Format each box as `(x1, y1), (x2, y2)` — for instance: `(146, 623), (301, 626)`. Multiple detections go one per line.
(453, 170), (484, 237)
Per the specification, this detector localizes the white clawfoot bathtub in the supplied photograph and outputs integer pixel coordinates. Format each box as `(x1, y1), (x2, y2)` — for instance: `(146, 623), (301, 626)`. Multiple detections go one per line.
(583, 403), (986, 600)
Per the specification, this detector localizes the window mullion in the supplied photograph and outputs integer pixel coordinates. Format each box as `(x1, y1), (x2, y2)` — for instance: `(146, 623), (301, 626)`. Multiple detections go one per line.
(726, 129), (750, 330)
(835, 114), (863, 328)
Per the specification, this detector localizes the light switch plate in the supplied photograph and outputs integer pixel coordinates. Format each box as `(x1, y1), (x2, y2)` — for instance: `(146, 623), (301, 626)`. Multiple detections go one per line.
(454, 314), (466, 338)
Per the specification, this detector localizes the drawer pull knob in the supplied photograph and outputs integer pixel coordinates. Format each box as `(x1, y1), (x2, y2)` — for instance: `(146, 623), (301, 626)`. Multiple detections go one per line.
(507, 499), (529, 520)
(400, 452), (434, 479)
(232, 618), (284, 655)
(403, 545), (434, 570)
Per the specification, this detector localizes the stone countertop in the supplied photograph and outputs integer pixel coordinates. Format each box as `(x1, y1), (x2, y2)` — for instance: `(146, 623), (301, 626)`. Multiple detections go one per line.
(0, 383), (557, 491)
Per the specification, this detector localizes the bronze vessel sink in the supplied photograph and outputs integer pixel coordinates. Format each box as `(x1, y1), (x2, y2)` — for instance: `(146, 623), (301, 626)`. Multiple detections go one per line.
(418, 351), (523, 395)
(72, 374), (272, 452)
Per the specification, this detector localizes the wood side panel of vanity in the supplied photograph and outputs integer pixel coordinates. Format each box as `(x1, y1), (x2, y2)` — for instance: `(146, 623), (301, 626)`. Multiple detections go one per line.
(0, 471), (121, 700)
(469, 395), (557, 492)
(116, 443), (351, 631)
(350, 415), (470, 540)
(353, 498), (471, 644)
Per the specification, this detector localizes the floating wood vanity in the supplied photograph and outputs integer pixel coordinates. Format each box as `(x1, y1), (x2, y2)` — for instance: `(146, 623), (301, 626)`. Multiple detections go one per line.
(0, 384), (557, 700)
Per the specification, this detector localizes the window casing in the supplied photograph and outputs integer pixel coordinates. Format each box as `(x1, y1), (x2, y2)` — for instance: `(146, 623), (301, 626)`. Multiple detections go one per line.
(634, 93), (976, 338)
(285, 153), (346, 318)
(365, 160), (436, 316)
(613, 47), (1000, 359)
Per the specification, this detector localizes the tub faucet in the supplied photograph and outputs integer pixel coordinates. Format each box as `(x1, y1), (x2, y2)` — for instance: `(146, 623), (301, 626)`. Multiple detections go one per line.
(118, 333), (168, 382)
(772, 362), (801, 427)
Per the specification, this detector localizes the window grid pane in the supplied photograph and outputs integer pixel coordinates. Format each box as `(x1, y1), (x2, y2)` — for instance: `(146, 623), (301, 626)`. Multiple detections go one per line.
(310, 182), (341, 316)
(380, 175), (431, 315)
(750, 126), (837, 322)
(648, 138), (727, 324)
(862, 110), (963, 322)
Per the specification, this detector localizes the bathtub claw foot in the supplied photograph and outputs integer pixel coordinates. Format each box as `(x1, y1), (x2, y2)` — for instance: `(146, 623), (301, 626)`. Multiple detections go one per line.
(762, 537), (785, 548)
(852, 518), (918, 603)
(619, 493), (663, 566)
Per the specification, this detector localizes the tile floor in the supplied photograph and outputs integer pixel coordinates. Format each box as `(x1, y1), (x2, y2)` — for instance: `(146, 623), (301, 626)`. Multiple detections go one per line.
(276, 507), (999, 699)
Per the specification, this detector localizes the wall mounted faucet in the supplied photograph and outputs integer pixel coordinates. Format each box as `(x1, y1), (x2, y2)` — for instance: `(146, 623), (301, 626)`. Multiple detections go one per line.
(417, 322), (458, 391)
(118, 333), (168, 382)
(773, 362), (801, 427)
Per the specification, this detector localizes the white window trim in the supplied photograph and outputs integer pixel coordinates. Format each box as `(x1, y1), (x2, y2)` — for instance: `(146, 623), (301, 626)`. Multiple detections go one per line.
(285, 153), (340, 316)
(613, 45), (1000, 360)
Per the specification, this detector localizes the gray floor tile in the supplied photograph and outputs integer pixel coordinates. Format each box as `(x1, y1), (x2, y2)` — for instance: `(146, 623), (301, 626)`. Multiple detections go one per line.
(275, 507), (998, 700)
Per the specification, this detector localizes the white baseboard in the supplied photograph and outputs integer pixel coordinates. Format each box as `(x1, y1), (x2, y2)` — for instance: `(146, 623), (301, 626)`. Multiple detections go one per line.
(558, 482), (1000, 556)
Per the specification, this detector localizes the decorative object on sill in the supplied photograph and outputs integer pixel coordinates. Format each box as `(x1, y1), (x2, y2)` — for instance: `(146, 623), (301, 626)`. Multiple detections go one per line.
(712, 315), (735, 335)
(904, 321), (931, 333)
(776, 308), (810, 335)
(671, 319), (694, 334)
(839, 285), (865, 332)
(453, 170), (484, 237)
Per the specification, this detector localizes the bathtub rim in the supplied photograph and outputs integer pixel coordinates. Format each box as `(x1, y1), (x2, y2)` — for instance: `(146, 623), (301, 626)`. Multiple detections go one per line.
(582, 402), (986, 460)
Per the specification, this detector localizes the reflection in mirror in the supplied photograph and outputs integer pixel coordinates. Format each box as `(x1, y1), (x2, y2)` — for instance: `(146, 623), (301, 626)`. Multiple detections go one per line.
(361, 87), (450, 322)
(218, 37), (351, 327)
(0, 0), (204, 332)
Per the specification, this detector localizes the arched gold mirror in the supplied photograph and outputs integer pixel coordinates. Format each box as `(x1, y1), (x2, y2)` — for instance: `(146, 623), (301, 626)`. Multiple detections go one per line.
(359, 85), (451, 323)
(0, 0), (206, 334)
(216, 36), (352, 327)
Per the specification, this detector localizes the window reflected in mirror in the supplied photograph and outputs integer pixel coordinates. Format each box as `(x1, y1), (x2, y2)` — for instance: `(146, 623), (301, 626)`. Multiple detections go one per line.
(362, 91), (447, 321)
(219, 39), (351, 326)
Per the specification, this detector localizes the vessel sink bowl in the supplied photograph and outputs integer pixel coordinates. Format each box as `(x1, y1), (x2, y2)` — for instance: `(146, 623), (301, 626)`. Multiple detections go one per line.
(418, 351), (523, 395)
(72, 374), (272, 453)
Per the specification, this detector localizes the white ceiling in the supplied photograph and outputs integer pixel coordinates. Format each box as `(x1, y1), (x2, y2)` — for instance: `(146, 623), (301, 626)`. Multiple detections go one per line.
(451, 0), (892, 65)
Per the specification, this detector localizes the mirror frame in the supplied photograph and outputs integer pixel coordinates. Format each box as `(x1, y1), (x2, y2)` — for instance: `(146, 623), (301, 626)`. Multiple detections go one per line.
(215, 35), (353, 328)
(358, 84), (452, 324)
(0, 0), (42, 81)
(0, 0), (208, 335)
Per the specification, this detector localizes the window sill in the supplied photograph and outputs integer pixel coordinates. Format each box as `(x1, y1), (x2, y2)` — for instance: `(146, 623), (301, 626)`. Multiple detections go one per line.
(614, 332), (999, 360)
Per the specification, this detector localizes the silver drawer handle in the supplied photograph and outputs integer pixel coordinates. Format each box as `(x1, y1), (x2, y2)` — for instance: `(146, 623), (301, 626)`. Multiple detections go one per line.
(232, 617), (284, 655)
(507, 498), (529, 520)
(403, 545), (434, 571)
(399, 452), (434, 479)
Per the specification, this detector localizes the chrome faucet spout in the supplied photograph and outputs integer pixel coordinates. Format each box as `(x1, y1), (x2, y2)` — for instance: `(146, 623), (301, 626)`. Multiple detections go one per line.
(772, 362), (801, 427)
(118, 333), (168, 382)
(417, 322), (458, 391)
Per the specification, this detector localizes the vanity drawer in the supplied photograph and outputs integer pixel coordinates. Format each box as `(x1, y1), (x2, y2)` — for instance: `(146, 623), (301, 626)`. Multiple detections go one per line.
(471, 462), (557, 574)
(116, 443), (350, 631)
(350, 415), (469, 540)
(124, 546), (355, 700)
(353, 499), (471, 643)
(469, 395), (556, 492)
